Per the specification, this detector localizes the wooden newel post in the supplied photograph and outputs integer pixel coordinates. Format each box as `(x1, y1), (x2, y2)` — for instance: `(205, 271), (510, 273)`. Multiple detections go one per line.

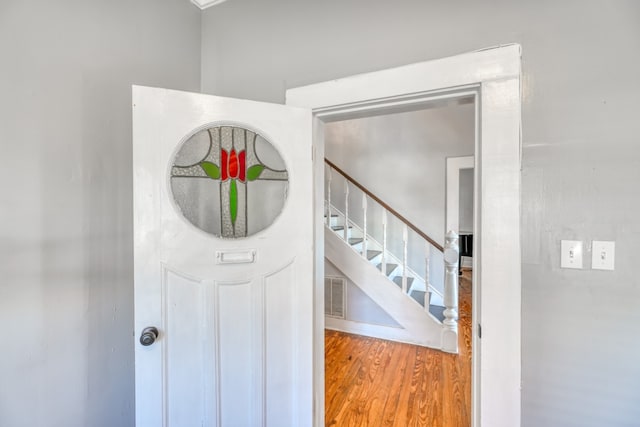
(442, 230), (459, 354)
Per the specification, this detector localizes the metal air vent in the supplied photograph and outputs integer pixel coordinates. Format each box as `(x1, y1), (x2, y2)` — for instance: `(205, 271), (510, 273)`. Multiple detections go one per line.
(324, 276), (346, 319)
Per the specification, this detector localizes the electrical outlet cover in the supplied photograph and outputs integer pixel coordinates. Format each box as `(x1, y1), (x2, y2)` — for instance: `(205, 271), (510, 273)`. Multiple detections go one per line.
(561, 240), (583, 269)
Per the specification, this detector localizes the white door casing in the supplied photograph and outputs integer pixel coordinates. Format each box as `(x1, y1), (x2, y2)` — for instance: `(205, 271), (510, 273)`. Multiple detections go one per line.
(133, 86), (314, 426)
(447, 156), (475, 269)
(287, 45), (522, 427)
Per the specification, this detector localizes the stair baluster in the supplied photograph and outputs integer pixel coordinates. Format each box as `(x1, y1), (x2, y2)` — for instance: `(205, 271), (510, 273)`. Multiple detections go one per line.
(381, 210), (387, 278)
(402, 225), (408, 294)
(326, 167), (332, 225)
(361, 194), (368, 261)
(442, 230), (459, 353)
(343, 180), (349, 242)
(425, 242), (431, 311)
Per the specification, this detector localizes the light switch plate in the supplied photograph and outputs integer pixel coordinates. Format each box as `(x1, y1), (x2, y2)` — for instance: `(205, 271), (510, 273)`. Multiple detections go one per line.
(561, 240), (583, 269)
(592, 241), (615, 270)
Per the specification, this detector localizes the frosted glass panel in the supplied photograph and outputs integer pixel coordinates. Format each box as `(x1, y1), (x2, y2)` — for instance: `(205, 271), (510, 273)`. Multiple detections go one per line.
(247, 180), (288, 235)
(171, 178), (222, 236)
(170, 126), (288, 238)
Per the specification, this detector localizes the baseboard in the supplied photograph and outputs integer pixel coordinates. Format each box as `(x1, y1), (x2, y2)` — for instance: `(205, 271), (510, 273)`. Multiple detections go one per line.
(325, 317), (425, 346)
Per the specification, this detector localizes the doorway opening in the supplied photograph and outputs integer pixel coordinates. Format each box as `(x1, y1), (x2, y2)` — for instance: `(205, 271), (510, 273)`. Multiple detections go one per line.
(322, 95), (476, 425)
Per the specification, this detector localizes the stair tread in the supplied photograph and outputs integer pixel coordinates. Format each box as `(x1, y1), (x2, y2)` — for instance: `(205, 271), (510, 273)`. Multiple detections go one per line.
(331, 225), (353, 231)
(428, 304), (446, 322)
(408, 290), (444, 321)
(392, 276), (414, 289)
(410, 291), (444, 322)
(376, 263), (397, 276)
(348, 237), (363, 245)
(409, 289), (426, 306)
(366, 250), (382, 260)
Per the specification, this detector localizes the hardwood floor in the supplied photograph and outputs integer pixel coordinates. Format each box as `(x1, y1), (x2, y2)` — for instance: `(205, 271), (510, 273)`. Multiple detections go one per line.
(325, 270), (472, 427)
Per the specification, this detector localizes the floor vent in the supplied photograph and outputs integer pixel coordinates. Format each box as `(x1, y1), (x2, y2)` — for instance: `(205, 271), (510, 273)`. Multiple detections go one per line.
(324, 276), (346, 319)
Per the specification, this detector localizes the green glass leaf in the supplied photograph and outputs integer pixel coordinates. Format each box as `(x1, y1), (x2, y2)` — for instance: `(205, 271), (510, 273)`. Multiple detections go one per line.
(200, 161), (220, 179)
(230, 180), (237, 225)
(246, 165), (265, 181)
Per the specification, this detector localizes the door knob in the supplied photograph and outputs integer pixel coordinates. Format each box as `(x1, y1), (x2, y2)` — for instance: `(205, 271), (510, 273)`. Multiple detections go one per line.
(140, 327), (159, 346)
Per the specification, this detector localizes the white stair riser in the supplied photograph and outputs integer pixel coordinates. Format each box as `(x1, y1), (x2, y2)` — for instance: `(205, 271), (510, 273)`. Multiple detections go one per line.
(325, 215), (341, 228)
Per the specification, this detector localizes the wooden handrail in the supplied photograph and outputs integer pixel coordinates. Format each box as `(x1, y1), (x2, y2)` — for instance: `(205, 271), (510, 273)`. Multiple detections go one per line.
(325, 158), (444, 252)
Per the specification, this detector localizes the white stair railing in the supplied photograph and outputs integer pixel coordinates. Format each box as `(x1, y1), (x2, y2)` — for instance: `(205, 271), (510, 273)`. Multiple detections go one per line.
(324, 159), (454, 307)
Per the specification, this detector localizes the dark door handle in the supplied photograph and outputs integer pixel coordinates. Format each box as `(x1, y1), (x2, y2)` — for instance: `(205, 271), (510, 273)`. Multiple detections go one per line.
(140, 327), (159, 346)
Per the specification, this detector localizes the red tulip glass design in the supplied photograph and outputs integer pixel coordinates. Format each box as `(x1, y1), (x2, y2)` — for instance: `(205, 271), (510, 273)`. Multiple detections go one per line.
(199, 148), (265, 225)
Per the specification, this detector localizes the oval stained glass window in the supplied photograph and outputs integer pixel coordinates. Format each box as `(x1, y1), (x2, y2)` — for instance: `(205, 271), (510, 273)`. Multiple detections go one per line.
(170, 126), (288, 238)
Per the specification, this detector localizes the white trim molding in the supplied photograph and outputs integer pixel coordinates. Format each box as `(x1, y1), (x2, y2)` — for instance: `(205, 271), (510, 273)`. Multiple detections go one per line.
(446, 155), (475, 235)
(190, 0), (229, 10)
(287, 44), (522, 427)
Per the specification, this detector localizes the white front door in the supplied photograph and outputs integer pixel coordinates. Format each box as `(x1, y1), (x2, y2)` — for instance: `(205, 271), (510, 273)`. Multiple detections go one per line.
(133, 86), (314, 427)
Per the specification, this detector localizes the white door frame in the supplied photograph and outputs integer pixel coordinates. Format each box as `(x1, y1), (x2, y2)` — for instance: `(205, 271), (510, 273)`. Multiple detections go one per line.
(447, 156), (475, 269)
(446, 155), (475, 231)
(287, 45), (522, 427)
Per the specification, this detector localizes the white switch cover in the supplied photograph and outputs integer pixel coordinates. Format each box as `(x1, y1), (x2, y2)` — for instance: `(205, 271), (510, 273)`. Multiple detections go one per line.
(561, 240), (583, 269)
(592, 241), (615, 270)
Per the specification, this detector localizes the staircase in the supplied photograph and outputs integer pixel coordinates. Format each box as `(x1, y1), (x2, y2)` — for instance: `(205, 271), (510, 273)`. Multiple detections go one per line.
(326, 213), (443, 317)
(324, 159), (460, 353)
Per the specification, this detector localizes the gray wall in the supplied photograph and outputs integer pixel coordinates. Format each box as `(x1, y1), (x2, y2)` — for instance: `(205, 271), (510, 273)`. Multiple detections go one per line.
(325, 106), (474, 247)
(459, 168), (474, 234)
(0, 1), (201, 426)
(201, 1), (640, 426)
(325, 261), (400, 327)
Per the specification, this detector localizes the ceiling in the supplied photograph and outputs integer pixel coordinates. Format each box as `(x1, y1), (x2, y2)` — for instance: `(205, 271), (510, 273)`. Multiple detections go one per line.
(191, 0), (229, 10)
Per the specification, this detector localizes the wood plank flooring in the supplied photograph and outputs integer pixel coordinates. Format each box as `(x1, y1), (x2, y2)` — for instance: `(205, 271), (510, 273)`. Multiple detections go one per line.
(325, 270), (472, 427)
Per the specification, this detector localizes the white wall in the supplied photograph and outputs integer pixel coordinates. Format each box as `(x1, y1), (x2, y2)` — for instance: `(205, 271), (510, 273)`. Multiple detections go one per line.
(201, 1), (640, 426)
(0, 1), (201, 426)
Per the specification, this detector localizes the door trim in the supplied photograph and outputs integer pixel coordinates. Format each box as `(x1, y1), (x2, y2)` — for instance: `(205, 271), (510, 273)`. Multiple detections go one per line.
(446, 155), (475, 236)
(287, 44), (522, 427)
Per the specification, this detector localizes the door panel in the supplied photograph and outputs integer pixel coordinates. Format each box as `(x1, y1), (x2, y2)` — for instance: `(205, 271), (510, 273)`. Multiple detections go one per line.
(164, 268), (207, 426)
(217, 280), (258, 427)
(264, 262), (296, 426)
(133, 86), (313, 427)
